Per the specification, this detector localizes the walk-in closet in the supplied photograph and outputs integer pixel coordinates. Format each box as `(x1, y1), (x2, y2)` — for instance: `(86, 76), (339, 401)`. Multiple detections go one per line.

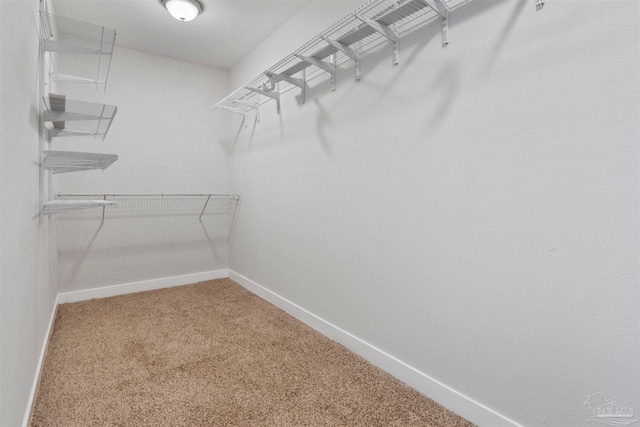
(1, 0), (638, 425)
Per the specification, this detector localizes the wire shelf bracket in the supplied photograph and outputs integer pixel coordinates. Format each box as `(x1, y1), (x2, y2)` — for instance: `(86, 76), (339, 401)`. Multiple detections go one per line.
(219, 105), (249, 127)
(322, 37), (361, 80)
(355, 14), (399, 65)
(536, 0), (544, 11)
(266, 71), (306, 104)
(417, 0), (450, 46)
(233, 100), (261, 123)
(247, 85), (281, 115)
(295, 53), (337, 91)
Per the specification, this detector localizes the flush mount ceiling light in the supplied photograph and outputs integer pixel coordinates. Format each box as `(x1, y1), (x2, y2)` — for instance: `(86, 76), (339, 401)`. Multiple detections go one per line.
(163, 0), (202, 22)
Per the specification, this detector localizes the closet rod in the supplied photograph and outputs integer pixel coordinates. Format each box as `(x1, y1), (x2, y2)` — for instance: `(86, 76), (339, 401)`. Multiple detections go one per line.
(56, 193), (240, 198)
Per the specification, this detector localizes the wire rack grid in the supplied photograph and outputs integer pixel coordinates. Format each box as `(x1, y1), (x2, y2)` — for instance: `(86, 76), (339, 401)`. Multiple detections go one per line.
(42, 94), (118, 139)
(53, 193), (241, 220)
(39, 12), (117, 88)
(42, 150), (118, 174)
(214, 0), (472, 112)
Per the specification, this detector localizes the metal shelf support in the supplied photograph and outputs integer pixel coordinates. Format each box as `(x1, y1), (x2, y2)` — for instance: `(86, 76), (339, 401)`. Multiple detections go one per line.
(295, 54), (336, 91)
(355, 15), (399, 65)
(322, 37), (361, 81)
(233, 99), (260, 123)
(417, 0), (450, 47)
(536, 0), (544, 11)
(266, 71), (306, 103)
(101, 195), (107, 228)
(220, 105), (249, 127)
(199, 194), (211, 221)
(247, 86), (281, 114)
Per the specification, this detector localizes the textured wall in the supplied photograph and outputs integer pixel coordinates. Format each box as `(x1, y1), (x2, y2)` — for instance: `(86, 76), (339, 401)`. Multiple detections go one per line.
(0, 0), (56, 425)
(227, 1), (640, 425)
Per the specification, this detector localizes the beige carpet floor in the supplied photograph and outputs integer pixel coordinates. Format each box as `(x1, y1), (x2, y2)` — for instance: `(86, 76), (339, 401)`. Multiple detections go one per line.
(31, 278), (474, 426)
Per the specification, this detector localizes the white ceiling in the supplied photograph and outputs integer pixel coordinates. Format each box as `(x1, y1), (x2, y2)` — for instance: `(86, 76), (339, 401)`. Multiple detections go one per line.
(51, 0), (312, 69)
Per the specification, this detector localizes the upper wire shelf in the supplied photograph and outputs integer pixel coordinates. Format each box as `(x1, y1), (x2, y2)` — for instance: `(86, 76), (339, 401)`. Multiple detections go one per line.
(42, 150), (118, 174)
(39, 12), (116, 89)
(214, 0), (543, 119)
(213, 0), (474, 116)
(42, 94), (117, 140)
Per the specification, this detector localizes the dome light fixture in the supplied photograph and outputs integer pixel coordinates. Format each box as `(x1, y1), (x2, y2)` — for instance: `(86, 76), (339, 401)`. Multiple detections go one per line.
(163, 0), (202, 22)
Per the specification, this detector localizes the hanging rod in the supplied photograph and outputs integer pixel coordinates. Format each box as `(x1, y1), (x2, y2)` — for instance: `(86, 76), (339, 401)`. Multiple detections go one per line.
(54, 193), (241, 225)
(56, 193), (240, 198)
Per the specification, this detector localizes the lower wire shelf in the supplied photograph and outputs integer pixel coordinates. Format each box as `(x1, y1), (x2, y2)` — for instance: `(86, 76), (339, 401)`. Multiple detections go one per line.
(41, 199), (117, 215)
(46, 193), (241, 221)
(43, 150), (118, 174)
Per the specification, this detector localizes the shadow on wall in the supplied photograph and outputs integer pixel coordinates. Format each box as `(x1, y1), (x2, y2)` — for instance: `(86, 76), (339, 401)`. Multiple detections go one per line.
(55, 194), (240, 292)
(482, 0), (528, 73)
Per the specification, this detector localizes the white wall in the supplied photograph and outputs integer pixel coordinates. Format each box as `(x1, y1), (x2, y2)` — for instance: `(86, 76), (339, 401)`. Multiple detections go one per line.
(228, 1), (639, 426)
(0, 0), (56, 425)
(52, 46), (232, 292)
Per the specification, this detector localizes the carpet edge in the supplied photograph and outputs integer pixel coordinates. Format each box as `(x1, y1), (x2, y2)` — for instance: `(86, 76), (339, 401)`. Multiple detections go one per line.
(228, 270), (523, 427)
(22, 294), (59, 427)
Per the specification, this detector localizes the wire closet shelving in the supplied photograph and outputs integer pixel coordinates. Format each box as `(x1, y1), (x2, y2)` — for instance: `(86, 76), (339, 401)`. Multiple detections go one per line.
(39, 11), (117, 90)
(214, 0), (544, 119)
(41, 199), (117, 216)
(42, 150), (118, 174)
(50, 193), (241, 223)
(37, 10), (122, 220)
(42, 94), (117, 139)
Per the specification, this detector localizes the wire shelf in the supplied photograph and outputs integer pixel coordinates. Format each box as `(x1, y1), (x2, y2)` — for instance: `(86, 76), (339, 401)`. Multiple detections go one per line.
(42, 94), (118, 139)
(40, 12), (116, 89)
(55, 193), (241, 220)
(42, 150), (118, 174)
(214, 0), (472, 113)
(41, 199), (117, 215)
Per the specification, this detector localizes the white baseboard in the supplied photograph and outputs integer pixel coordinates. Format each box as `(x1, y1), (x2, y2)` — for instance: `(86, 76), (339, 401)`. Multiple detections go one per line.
(22, 294), (59, 427)
(57, 270), (229, 304)
(229, 270), (523, 427)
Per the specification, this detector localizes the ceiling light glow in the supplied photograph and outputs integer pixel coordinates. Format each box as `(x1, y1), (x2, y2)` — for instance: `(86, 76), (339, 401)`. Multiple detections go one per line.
(163, 0), (202, 22)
